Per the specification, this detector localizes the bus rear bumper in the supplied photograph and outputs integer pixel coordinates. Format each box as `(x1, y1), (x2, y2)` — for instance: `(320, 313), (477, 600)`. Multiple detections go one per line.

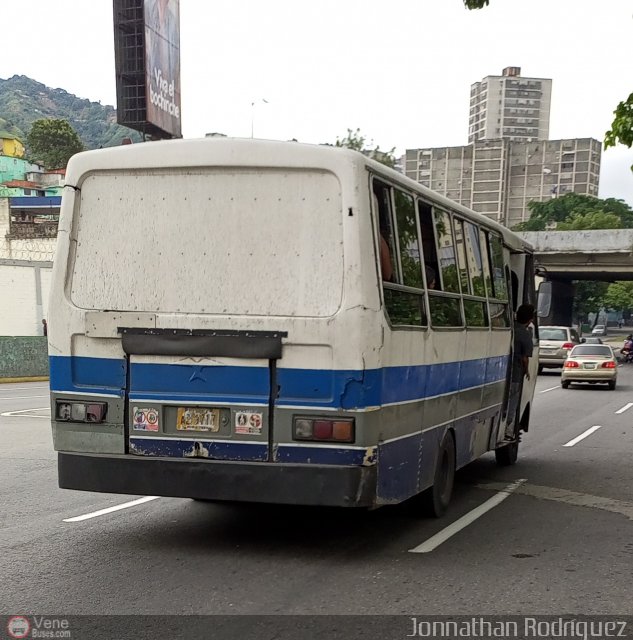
(58, 452), (377, 508)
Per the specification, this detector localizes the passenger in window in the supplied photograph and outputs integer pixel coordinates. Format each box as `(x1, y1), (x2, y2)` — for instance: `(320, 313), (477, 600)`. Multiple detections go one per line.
(380, 232), (394, 282)
(425, 265), (436, 289)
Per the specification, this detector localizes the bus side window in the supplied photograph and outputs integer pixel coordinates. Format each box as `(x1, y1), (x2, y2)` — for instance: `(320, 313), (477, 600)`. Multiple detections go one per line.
(432, 208), (461, 294)
(372, 181), (396, 283)
(487, 232), (511, 328)
(417, 200), (439, 290)
(373, 179), (427, 328)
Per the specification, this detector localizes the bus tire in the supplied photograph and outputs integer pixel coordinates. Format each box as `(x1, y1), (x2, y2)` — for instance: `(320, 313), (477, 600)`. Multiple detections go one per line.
(422, 431), (456, 518)
(495, 440), (519, 466)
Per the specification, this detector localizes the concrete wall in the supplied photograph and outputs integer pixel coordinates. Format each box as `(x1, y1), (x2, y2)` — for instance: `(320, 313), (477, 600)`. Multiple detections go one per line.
(0, 196), (56, 336)
(0, 260), (53, 336)
(0, 336), (48, 379)
(0, 198), (57, 261)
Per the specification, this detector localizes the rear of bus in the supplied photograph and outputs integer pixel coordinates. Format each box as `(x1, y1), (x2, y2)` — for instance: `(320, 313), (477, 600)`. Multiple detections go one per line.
(48, 138), (382, 507)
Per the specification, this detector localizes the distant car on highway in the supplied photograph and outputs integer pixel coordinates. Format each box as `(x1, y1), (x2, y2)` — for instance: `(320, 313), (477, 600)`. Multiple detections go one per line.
(592, 324), (607, 336)
(561, 344), (617, 390)
(538, 326), (583, 373)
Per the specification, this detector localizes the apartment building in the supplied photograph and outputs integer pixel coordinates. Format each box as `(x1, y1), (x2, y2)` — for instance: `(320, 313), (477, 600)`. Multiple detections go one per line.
(469, 66), (552, 144)
(403, 138), (601, 229)
(403, 66), (600, 228)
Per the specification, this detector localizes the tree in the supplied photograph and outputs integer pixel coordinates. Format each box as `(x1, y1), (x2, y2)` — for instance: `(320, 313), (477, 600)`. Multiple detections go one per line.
(513, 193), (633, 231)
(27, 118), (84, 169)
(556, 211), (622, 230)
(462, 0), (632, 159)
(333, 128), (397, 168)
(603, 282), (633, 316)
(572, 281), (608, 328)
(604, 92), (633, 169)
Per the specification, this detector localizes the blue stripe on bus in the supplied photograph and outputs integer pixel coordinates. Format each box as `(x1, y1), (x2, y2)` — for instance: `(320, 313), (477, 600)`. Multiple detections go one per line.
(128, 437), (368, 465)
(129, 438), (268, 462)
(50, 355), (509, 409)
(49, 355), (126, 396)
(276, 445), (369, 465)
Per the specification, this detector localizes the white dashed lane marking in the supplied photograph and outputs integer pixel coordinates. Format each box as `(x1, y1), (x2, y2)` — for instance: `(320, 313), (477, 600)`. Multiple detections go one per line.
(409, 479), (527, 553)
(63, 496), (160, 522)
(563, 425), (602, 447)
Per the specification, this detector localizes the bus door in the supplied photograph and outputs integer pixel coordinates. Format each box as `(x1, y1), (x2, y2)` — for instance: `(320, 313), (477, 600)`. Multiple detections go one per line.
(119, 328), (286, 463)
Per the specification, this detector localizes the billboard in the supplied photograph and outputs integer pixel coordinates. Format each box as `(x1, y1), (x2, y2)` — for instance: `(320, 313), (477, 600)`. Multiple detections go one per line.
(144, 0), (181, 137)
(113, 0), (181, 139)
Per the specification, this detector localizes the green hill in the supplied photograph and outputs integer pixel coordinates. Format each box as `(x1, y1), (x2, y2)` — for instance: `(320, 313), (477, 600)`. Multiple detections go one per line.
(0, 75), (143, 149)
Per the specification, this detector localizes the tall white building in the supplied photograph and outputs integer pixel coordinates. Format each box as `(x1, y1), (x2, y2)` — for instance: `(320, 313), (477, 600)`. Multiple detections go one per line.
(469, 66), (552, 144)
(402, 66), (600, 229)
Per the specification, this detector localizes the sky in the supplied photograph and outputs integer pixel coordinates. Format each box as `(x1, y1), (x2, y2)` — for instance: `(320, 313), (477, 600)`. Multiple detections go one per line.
(1, 0), (632, 204)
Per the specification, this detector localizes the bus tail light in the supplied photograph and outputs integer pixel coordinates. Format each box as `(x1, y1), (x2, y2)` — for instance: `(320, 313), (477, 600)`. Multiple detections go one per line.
(293, 417), (354, 443)
(564, 360), (579, 368)
(56, 401), (107, 423)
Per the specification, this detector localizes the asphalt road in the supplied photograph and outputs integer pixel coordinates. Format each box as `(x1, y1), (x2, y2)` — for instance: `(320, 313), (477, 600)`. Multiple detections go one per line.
(1, 369), (632, 625)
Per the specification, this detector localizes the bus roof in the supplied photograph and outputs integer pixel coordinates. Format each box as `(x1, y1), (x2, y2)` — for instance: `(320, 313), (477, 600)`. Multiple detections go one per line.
(65, 137), (532, 253)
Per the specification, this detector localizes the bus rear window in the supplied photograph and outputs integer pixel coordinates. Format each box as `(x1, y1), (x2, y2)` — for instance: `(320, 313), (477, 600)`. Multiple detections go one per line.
(70, 169), (344, 317)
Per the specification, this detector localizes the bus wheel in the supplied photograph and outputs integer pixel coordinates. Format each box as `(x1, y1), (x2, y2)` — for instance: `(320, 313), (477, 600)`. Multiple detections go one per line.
(422, 432), (455, 518)
(495, 440), (519, 466)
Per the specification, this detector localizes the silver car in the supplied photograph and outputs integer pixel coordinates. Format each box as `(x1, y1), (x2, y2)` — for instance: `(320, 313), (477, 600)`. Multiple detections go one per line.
(561, 344), (617, 390)
(538, 326), (582, 373)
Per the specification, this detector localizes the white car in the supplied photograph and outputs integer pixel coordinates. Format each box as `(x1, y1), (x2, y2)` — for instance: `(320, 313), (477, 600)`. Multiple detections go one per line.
(592, 325), (607, 336)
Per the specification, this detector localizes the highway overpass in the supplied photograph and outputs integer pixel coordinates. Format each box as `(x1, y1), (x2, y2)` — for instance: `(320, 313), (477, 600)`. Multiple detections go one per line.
(519, 229), (633, 281)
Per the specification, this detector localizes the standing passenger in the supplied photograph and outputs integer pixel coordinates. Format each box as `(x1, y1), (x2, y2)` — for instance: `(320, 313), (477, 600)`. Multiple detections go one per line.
(505, 304), (535, 439)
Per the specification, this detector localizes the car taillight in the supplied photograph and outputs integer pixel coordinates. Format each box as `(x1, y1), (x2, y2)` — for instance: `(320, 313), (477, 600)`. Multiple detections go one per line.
(56, 401), (107, 423)
(601, 361), (616, 368)
(562, 343), (574, 350)
(564, 360), (579, 368)
(293, 417), (355, 443)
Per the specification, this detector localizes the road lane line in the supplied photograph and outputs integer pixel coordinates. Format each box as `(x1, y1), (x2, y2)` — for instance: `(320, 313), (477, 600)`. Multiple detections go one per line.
(0, 386), (48, 392)
(1, 407), (50, 417)
(563, 425), (602, 447)
(408, 479), (527, 553)
(539, 386), (559, 394)
(615, 403), (633, 415)
(63, 496), (160, 522)
(0, 395), (48, 400)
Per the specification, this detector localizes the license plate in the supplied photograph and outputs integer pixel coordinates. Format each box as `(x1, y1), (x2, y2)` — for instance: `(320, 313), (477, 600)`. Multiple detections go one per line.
(176, 407), (220, 432)
(583, 363), (596, 369)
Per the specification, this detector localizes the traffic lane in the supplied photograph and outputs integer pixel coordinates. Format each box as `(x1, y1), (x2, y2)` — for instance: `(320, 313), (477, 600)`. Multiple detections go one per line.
(2, 378), (632, 614)
(4, 376), (631, 617)
(322, 492), (633, 615)
(0, 401), (157, 550)
(0, 382), (49, 416)
(510, 365), (633, 502)
(526, 364), (633, 441)
(3, 468), (631, 615)
(1, 464), (521, 614)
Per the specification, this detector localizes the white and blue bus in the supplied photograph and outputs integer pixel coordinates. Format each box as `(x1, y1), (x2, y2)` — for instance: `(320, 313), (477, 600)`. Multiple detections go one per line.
(48, 138), (538, 516)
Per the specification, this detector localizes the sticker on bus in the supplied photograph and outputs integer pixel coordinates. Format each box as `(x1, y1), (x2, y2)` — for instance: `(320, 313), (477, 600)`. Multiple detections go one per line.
(133, 407), (159, 432)
(235, 411), (263, 435)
